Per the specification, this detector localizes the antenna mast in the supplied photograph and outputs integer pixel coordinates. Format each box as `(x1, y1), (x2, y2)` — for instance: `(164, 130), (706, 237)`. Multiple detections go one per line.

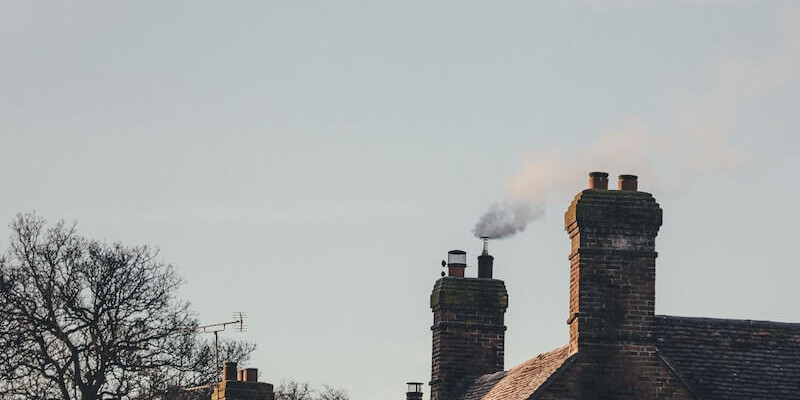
(188, 312), (247, 383)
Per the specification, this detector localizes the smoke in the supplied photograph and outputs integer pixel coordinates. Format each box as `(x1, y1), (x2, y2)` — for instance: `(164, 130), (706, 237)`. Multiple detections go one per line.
(472, 5), (800, 240)
(472, 120), (658, 239)
(472, 201), (543, 239)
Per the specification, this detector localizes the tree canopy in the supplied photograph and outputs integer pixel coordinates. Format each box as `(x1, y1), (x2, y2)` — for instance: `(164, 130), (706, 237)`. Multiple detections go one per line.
(0, 213), (253, 400)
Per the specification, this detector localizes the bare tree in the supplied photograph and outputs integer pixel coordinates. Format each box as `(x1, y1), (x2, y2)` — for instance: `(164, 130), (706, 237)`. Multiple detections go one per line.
(275, 381), (314, 400)
(317, 385), (348, 400)
(0, 213), (252, 400)
(275, 381), (349, 400)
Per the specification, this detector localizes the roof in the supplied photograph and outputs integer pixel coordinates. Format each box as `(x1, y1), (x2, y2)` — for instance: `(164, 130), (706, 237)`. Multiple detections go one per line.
(458, 315), (800, 400)
(654, 315), (800, 400)
(458, 346), (572, 400)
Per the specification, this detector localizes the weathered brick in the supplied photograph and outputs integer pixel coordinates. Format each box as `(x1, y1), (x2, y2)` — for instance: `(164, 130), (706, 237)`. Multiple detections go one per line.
(430, 277), (508, 400)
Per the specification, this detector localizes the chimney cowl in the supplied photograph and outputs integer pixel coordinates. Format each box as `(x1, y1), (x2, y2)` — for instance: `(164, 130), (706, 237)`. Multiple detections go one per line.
(406, 382), (424, 400)
(446, 250), (467, 277)
(406, 382), (423, 393)
(477, 237), (494, 279)
(588, 172), (609, 189)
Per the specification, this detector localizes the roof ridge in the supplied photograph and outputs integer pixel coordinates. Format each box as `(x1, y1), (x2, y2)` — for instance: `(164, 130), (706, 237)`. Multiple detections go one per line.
(655, 314), (800, 328)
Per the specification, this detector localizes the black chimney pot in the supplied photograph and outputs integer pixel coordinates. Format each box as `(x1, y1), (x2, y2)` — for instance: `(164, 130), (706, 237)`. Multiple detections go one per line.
(477, 237), (493, 278)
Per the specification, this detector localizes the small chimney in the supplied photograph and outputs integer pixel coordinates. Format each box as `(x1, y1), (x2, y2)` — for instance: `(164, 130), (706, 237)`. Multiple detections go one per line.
(618, 174), (638, 191)
(477, 237), (494, 278)
(446, 250), (466, 277)
(588, 172), (609, 189)
(212, 363), (274, 400)
(406, 382), (423, 400)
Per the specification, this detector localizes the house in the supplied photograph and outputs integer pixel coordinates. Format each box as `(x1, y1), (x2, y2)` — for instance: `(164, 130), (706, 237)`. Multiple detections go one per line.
(428, 172), (800, 400)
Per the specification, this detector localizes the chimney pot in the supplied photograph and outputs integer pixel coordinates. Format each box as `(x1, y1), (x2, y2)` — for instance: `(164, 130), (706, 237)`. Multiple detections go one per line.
(237, 369), (244, 381)
(242, 368), (258, 382)
(477, 238), (494, 279)
(406, 382), (424, 400)
(588, 172), (609, 189)
(618, 174), (638, 191)
(222, 361), (237, 381)
(446, 250), (467, 277)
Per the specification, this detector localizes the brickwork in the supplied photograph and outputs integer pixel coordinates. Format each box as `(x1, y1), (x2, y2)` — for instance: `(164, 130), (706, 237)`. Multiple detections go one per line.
(564, 189), (662, 353)
(526, 187), (696, 399)
(453, 178), (800, 400)
(211, 363), (274, 400)
(406, 391), (424, 400)
(430, 277), (508, 400)
(536, 345), (693, 399)
(211, 380), (275, 400)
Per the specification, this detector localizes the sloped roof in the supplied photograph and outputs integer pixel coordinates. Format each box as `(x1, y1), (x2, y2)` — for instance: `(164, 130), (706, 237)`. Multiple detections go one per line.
(457, 315), (800, 400)
(458, 346), (572, 400)
(654, 315), (800, 400)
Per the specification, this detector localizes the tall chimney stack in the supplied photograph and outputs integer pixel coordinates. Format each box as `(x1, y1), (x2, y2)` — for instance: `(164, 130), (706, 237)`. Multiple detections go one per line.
(565, 172), (662, 354)
(430, 250), (508, 400)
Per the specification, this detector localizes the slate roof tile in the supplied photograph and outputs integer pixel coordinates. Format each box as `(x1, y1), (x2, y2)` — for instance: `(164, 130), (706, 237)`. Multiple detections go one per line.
(458, 346), (571, 400)
(654, 315), (800, 400)
(457, 316), (800, 400)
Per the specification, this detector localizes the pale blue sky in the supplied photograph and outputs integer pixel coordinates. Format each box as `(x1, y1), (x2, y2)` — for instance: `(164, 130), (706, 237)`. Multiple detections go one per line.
(2, 2), (799, 399)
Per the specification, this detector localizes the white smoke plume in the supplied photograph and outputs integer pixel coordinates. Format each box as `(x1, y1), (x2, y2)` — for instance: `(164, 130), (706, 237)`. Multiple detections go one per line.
(472, 201), (543, 239)
(473, 5), (800, 240)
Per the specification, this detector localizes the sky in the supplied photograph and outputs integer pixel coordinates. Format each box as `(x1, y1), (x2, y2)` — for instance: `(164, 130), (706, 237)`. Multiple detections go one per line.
(1, 1), (799, 399)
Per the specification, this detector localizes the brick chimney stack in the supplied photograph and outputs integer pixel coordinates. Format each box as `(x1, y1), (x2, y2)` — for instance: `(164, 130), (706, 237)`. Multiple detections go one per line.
(564, 173), (662, 353)
(212, 362), (275, 400)
(557, 173), (698, 398)
(430, 250), (508, 400)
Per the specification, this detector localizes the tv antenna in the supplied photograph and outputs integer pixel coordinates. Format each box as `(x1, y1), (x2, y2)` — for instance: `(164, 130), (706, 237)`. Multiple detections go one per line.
(189, 312), (247, 383)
